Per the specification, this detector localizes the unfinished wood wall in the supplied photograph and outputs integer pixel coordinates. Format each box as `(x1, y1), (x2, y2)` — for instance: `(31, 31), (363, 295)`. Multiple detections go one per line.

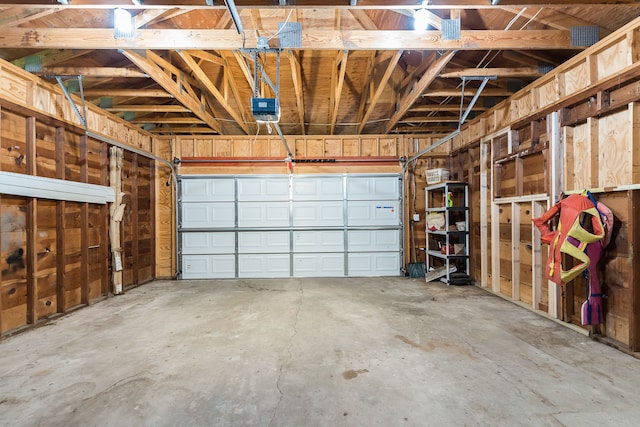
(433, 18), (640, 353)
(0, 66), (162, 335)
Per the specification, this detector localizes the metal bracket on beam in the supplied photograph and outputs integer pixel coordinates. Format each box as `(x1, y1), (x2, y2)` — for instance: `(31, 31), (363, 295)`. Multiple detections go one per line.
(56, 75), (88, 129)
(458, 75), (495, 130)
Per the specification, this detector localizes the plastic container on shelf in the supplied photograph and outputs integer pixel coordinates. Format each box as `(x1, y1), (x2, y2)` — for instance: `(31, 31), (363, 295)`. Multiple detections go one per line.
(426, 168), (449, 184)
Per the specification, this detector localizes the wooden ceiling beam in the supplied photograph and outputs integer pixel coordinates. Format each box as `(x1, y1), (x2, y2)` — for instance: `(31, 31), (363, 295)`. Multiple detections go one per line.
(349, 9), (378, 30)
(105, 105), (190, 113)
(330, 50), (349, 135)
(148, 127), (218, 134)
(11, 49), (93, 69)
(120, 49), (221, 133)
(422, 88), (512, 97)
(410, 105), (487, 112)
(400, 117), (461, 123)
(177, 50), (250, 134)
(439, 67), (544, 78)
(3, 1), (637, 8)
(0, 7), (60, 28)
(130, 117), (204, 124)
(35, 67), (148, 78)
(500, 6), (613, 37)
(187, 50), (226, 67)
(0, 28), (575, 50)
(82, 89), (173, 98)
(287, 50), (306, 135)
(358, 49), (403, 134)
(386, 50), (456, 133)
(356, 51), (377, 127)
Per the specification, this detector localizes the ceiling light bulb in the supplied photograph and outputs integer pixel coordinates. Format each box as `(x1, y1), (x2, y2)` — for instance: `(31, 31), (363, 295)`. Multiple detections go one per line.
(114, 8), (134, 38)
(414, 8), (429, 31)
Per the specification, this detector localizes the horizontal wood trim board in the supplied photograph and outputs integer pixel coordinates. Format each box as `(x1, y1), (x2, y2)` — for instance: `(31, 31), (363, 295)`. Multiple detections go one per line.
(0, 171), (115, 204)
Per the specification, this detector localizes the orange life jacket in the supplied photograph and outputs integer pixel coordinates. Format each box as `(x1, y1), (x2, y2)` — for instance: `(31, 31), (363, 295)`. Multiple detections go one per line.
(532, 194), (606, 285)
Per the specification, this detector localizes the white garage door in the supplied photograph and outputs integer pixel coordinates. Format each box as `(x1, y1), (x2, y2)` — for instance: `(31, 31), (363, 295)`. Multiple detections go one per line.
(179, 174), (402, 279)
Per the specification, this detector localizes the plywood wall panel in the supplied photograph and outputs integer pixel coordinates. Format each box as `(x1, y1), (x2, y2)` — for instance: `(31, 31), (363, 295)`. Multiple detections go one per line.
(195, 138), (213, 157)
(599, 109), (632, 187)
(597, 38), (629, 81)
(563, 62), (589, 95)
(214, 139), (232, 157)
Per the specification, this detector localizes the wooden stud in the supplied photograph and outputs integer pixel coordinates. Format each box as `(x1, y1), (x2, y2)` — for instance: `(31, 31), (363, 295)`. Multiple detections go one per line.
(511, 202), (521, 302)
(515, 157), (524, 197)
(131, 153), (140, 286)
(100, 142), (110, 297)
(629, 189), (640, 351)
(25, 116), (37, 324)
(80, 134), (89, 305)
(631, 102), (640, 184)
(563, 126), (575, 190)
(150, 158), (157, 282)
(491, 202), (501, 293)
(55, 127), (66, 312)
(531, 200), (545, 311)
(530, 120), (540, 147)
(588, 116), (599, 187)
(480, 140), (490, 288)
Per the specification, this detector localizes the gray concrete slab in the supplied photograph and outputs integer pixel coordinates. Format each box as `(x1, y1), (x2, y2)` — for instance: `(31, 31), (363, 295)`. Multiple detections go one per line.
(1, 277), (639, 427)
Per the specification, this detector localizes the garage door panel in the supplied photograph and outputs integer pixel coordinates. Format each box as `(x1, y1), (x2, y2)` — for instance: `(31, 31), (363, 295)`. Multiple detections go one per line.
(293, 253), (345, 277)
(347, 176), (399, 200)
(181, 178), (235, 202)
(348, 230), (400, 252)
(347, 201), (399, 226)
(293, 176), (343, 200)
(292, 201), (343, 226)
(293, 230), (344, 252)
(182, 203), (235, 228)
(348, 252), (400, 276)
(182, 255), (235, 279)
(238, 177), (289, 201)
(238, 231), (290, 253)
(182, 232), (235, 254)
(180, 173), (401, 279)
(239, 254), (290, 278)
(238, 202), (290, 227)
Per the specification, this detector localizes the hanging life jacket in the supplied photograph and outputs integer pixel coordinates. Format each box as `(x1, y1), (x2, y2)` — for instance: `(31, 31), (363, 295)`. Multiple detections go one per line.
(532, 193), (606, 285)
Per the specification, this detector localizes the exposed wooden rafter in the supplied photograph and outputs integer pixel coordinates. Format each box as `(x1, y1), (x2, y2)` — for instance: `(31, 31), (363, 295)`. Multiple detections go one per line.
(439, 67), (544, 79)
(287, 50), (306, 135)
(82, 89), (173, 98)
(177, 50), (250, 134)
(330, 50), (349, 135)
(120, 49), (221, 133)
(35, 67), (148, 78)
(358, 50), (403, 134)
(422, 88), (512, 97)
(386, 50), (456, 133)
(105, 105), (190, 113)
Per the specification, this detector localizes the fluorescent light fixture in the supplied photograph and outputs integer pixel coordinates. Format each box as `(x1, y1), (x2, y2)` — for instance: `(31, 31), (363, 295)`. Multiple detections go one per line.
(57, 0), (70, 4)
(223, 0), (243, 35)
(114, 8), (134, 39)
(491, 0), (500, 4)
(414, 1), (430, 31)
(350, 0), (357, 5)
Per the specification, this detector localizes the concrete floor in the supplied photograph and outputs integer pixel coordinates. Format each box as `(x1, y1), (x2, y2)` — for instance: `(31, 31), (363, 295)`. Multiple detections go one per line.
(1, 278), (640, 427)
